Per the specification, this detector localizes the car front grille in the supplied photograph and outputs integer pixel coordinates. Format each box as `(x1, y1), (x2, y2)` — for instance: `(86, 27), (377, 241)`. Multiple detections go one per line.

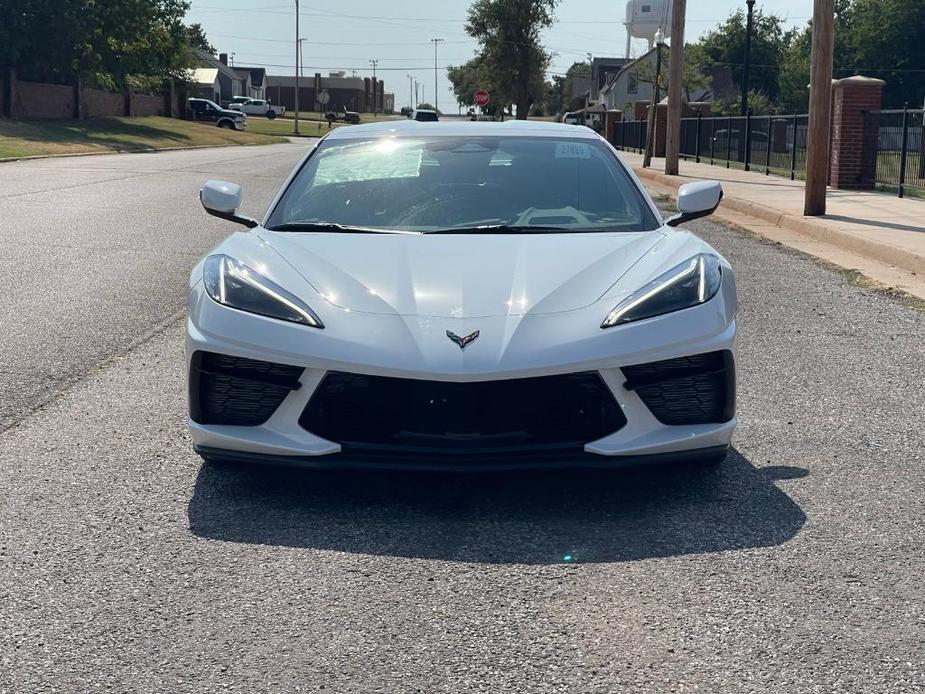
(621, 351), (735, 425)
(189, 351), (304, 426)
(299, 371), (626, 457)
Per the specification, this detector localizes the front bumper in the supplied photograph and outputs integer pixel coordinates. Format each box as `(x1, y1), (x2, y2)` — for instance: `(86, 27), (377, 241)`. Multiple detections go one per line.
(185, 285), (737, 469)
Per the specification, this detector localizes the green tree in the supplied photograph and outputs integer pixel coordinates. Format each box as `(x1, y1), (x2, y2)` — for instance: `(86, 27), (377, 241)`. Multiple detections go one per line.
(0, 0), (193, 90)
(692, 9), (796, 107)
(464, 0), (559, 119)
(447, 54), (493, 108)
(185, 23), (215, 55)
(836, 0), (925, 107)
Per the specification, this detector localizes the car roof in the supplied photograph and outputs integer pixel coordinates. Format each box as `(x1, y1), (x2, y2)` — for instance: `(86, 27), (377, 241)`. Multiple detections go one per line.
(325, 119), (601, 140)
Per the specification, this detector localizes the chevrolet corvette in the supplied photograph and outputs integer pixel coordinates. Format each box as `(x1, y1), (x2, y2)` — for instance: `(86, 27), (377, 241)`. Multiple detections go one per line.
(187, 120), (736, 470)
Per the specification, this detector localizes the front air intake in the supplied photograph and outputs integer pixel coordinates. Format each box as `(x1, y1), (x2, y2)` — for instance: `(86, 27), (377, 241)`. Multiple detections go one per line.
(189, 351), (304, 426)
(621, 351), (735, 425)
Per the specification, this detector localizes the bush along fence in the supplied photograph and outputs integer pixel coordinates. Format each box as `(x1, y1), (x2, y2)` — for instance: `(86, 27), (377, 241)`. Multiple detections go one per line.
(609, 75), (922, 199)
(0, 68), (184, 121)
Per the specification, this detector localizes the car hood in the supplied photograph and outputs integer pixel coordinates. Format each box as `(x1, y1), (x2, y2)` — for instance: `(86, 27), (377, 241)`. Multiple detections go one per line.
(258, 230), (665, 318)
(222, 109), (243, 117)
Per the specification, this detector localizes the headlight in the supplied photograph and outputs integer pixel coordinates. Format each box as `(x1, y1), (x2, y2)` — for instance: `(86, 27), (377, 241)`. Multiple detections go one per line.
(203, 255), (323, 328)
(601, 253), (721, 328)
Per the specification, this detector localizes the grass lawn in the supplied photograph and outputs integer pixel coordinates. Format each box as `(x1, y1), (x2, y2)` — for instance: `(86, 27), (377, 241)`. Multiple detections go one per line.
(0, 116), (279, 159)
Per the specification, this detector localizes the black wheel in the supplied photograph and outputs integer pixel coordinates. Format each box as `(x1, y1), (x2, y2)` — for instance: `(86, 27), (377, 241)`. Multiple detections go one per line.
(266, 110), (276, 120)
(218, 120), (233, 129)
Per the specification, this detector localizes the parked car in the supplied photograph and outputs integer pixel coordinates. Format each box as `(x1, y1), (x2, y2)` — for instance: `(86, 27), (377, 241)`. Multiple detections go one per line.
(228, 98), (285, 120)
(189, 120), (736, 470)
(412, 109), (439, 122)
(562, 112), (583, 125)
(325, 110), (361, 125)
(187, 98), (247, 130)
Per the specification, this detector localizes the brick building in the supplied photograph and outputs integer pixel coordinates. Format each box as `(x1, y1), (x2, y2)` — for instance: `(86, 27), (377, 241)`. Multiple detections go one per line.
(266, 73), (394, 113)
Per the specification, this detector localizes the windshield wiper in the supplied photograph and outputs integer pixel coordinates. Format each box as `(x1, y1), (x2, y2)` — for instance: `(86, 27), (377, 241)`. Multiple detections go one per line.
(266, 222), (409, 234)
(424, 224), (574, 235)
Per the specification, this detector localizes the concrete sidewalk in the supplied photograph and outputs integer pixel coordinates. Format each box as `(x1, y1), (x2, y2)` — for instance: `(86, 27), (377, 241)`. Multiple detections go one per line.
(619, 151), (925, 296)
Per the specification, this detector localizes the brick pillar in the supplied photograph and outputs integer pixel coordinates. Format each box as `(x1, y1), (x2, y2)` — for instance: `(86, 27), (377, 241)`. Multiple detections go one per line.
(829, 75), (884, 189)
(605, 109), (622, 144)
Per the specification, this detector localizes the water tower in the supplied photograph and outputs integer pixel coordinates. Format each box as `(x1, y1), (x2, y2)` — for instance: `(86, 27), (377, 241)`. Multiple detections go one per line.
(624, 0), (672, 58)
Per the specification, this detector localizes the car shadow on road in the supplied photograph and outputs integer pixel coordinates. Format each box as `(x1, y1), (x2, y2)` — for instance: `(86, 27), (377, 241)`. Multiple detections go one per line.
(187, 448), (807, 564)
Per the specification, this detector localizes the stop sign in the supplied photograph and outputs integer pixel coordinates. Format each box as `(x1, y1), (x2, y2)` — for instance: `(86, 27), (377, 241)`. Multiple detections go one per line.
(474, 89), (490, 107)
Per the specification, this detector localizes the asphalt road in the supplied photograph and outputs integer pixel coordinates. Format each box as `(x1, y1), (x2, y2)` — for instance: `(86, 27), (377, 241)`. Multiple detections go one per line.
(0, 142), (311, 430)
(2, 146), (924, 693)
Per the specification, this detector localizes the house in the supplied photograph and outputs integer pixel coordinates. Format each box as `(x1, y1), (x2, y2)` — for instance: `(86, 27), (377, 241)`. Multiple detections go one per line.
(598, 46), (715, 114)
(233, 66), (268, 101)
(189, 49), (250, 105)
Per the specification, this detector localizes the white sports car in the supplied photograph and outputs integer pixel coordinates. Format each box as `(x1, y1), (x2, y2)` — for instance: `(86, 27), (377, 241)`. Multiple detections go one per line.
(187, 120), (736, 470)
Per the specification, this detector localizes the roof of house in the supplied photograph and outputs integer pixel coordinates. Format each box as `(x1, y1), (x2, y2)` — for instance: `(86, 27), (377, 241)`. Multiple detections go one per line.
(192, 49), (249, 84)
(600, 46), (660, 97)
(234, 66), (267, 87)
(186, 68), (219, 86)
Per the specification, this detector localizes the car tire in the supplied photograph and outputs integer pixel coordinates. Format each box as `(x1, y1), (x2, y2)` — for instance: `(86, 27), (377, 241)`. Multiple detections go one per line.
(218, 120), (233, 129)
(266, 111), (276, 120)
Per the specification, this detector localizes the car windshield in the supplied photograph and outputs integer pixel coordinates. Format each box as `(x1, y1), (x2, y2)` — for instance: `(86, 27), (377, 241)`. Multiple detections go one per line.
(266, 135), (660, 233)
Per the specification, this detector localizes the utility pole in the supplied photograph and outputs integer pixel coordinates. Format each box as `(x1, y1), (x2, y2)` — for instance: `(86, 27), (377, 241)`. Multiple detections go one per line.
(415, 79), (419, 107)
(298, 38), (307, 79)
(741, 0), (756, 115)
(407, 74), (413, 110)
(665, 0), (686, 175)
(804, 0), (834, 216)
(293, 0), (299, 135)
(431, 38), (444, 111)
(369, 59), (378, 113)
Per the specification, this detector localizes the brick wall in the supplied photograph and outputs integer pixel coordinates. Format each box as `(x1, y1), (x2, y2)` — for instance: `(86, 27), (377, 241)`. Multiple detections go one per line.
(133, 93), (165, 117)
(17, 80), (74, 119)
(83, 87), (124, 118)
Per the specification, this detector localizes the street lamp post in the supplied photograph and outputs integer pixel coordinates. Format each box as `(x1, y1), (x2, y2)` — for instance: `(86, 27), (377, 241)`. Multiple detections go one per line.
(643, 27), (666, 168)
(431, 38), (444, 111)
(741, 0), (756, 115)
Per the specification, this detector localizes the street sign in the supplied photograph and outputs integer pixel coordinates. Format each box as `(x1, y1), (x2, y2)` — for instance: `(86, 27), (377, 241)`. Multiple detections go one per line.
(474, 89), (490, 108)
(318, 90), (330, 106)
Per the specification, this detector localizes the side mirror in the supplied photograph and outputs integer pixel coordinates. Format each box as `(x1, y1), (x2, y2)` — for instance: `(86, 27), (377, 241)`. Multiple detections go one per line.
(665, 180), (723, 228)
(200, 180), (259, 229)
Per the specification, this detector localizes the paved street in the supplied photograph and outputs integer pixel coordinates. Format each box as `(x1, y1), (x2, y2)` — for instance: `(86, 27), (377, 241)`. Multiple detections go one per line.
(2, 146), (924, 693)
(0, 142), (309, 430)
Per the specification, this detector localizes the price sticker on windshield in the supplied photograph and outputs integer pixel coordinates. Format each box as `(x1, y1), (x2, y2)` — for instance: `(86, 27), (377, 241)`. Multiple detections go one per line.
(555, 142), (591, 159)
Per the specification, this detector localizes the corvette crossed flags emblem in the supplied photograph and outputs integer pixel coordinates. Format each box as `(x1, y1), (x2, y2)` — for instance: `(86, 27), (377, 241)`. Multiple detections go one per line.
(446, 330), (480, 350)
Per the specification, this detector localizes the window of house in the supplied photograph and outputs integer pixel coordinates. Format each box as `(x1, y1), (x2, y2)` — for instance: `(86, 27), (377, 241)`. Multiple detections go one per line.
(628, 73), (639, 94)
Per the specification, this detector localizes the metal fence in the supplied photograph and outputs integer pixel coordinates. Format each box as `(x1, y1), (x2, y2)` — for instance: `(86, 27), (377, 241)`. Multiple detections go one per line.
(612, 118), (648, 154)
(678, 113), (809, 180)
(862, 108), (924, 198)
(611, 113), (810, 181)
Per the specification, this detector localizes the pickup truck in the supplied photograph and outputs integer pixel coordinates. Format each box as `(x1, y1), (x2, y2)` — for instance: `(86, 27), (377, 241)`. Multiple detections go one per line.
(227, 98), (285, 119)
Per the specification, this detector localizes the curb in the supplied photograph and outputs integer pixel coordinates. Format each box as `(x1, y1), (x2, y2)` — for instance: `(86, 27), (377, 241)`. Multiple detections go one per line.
(0, 139), (287, 165)
(633, 166), (925, 276)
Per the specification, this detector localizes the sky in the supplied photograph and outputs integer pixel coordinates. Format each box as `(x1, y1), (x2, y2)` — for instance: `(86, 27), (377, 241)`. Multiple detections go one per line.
(186, 0), (815, 111)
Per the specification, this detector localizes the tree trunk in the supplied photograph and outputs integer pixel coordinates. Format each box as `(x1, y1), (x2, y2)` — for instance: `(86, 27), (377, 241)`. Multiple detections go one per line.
(516, 96), (531, 119)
